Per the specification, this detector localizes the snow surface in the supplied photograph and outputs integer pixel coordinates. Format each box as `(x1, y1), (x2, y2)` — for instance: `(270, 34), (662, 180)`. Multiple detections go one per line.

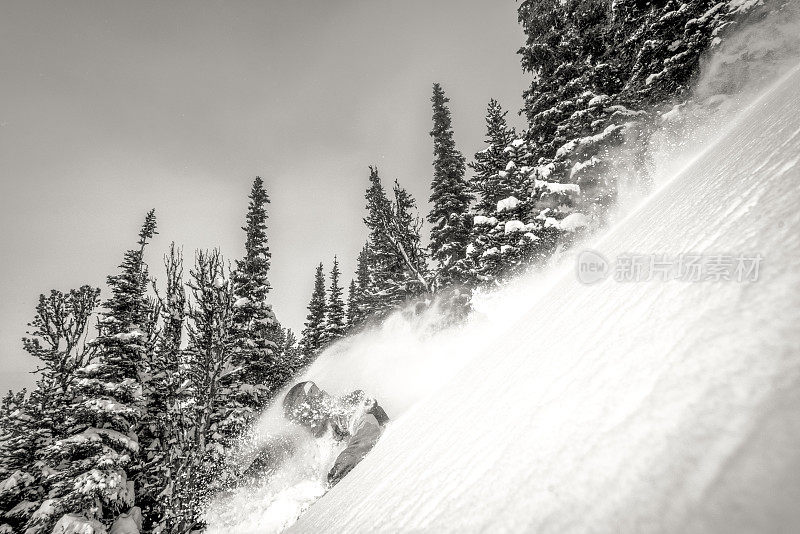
(211, 66), (800, 533)
(289, 65), (800, 533)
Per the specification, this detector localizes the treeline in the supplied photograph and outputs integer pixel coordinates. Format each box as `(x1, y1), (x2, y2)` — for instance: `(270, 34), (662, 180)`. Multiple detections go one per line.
(0, 179), (301, 533)
(0, 0), (773, 532)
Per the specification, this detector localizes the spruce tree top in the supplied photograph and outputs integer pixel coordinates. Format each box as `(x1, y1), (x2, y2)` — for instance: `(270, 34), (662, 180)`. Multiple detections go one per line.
(236, 176), (272, 300)
(427, 83), (471, 285)
(101, 209), (157, 334)
(470, 99), (518, 214)
(300, 262), (327, 357)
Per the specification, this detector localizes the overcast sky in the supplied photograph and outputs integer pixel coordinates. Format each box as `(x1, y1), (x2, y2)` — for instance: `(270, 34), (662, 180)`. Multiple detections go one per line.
(0, 0), (529, 393)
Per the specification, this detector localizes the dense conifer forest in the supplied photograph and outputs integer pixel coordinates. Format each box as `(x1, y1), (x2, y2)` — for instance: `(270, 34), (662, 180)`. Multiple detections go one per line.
(0, 0), (786, 531)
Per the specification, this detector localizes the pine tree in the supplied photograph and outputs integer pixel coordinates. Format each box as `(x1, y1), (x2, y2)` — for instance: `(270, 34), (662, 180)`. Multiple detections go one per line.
(465, 136), (558, 286)
(0, 387), (46, 533)
(138, 243), (194, 533)
(181, 249), (237, 530)
(389, 180), (429, 299)
(361, 168), (394, 318)
(227, 177), (284, 431)
(280, 328), (302, 376)
(470, 99), (518, 215)
(0, 286), (101, 532)
(361, 168), (430, 319)
(364, 168), (390, 297)
(346, 245), (372, 329)
(427, 83), (472, 289)
(346, 279), (358, 328)
(322, 257), (346, 345)
(38, 211), (157, 532)
(0, 389), (33, 482)
(101, 209), (158, 332)
(514, 0), (756, 237)
(299, 263), (327, 359)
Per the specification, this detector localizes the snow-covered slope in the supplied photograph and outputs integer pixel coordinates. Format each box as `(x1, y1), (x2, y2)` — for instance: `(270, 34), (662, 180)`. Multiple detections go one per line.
(287, 66), (800, 533)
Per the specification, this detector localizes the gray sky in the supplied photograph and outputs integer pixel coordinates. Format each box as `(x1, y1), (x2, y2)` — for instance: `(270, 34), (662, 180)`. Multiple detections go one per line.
(0, 0), (528, 393)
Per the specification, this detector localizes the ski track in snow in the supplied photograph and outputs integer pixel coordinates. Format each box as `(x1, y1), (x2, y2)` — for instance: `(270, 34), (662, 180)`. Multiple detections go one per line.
(288, 66), (800, 533)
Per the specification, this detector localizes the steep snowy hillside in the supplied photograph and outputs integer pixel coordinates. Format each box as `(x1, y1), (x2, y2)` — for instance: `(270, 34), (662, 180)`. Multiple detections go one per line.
(286, 65), (800, 533)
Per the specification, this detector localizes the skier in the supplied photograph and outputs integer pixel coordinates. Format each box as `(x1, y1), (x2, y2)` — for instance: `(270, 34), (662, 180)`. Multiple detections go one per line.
(242, 381), (389, 486)
(282, 381), (390, 486)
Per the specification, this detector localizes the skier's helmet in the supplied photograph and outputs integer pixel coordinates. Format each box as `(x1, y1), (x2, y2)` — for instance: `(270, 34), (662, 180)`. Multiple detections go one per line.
(283, 381), (324, 426)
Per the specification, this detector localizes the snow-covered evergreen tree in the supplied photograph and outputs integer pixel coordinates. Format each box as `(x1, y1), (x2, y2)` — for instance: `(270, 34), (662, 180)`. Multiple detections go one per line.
(470, 99), (518, 215)
(226, 177), (284, 434)
(347, 245), (372, 329)
(391, 181), (429, 296)
(345, 279), (358, 329)
(299, 263), (327, 359)
(280, 328), (303, 377)
(360, 168), (430, 319)
(427, 83), (472, 289)
(34, 210), (157, 533)
(0, 286), (101, 532)
(515, 0), (763, 237)
(137, 244), (194, 533)
(322, 257), (346, 345)
(180, 249), (237, 530)
(0, 387), (46, 533)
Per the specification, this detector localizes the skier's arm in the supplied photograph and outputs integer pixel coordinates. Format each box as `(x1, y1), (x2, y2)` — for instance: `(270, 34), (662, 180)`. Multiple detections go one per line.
(327, 413), (384, 486)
